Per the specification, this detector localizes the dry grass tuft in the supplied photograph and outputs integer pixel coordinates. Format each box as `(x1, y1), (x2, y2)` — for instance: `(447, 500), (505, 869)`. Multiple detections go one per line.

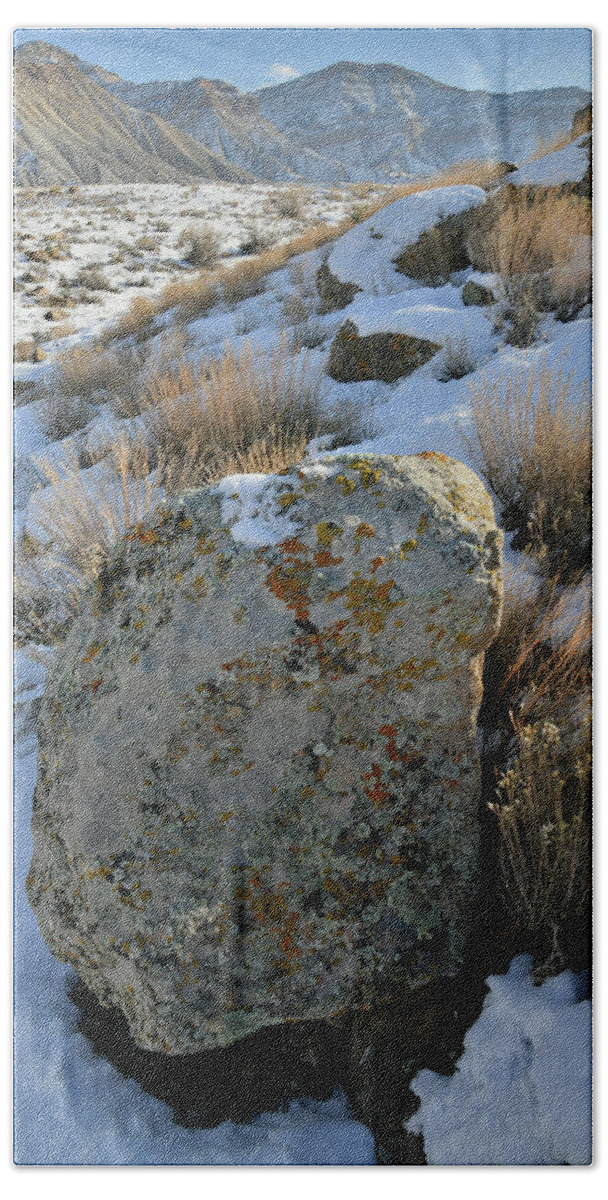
(464, 357), (591, 582)
(481, 571), (591, 976)
(30, 438), (165, 585)
(466, 184), (591, 338)
(489, 716), (590, 976)
(268, 186), (306, 221)
(176, 224), (219, 269)
(142, 336), (365, 490)
(101, 295), (157, 343)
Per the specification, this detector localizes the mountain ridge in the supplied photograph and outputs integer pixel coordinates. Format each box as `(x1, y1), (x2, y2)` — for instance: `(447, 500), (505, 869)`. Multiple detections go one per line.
(14, 42), (590, 186)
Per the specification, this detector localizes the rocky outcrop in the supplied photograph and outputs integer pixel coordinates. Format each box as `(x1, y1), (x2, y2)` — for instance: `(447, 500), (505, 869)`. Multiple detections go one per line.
(27, 453), (502, 1053)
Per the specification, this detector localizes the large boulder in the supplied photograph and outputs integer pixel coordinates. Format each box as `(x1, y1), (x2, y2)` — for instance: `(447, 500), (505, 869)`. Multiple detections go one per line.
(27, 453), (502, 1054)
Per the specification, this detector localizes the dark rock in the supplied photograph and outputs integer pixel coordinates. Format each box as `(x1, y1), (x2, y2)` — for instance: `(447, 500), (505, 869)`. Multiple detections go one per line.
(316, 262), (361, 314)
(462, 280), (495, 307)
(328, 320), (440, 382)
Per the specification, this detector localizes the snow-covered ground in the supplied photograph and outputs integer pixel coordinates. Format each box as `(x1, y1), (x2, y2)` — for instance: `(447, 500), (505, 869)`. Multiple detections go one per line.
(14, 176), (593, 1165)
(407, 956), (591, 1165)
(13, 179), (386, 349)
(509, 134), (590, 187)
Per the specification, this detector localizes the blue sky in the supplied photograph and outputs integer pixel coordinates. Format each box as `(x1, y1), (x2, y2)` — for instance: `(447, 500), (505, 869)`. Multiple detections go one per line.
(13, 27), (592, 94)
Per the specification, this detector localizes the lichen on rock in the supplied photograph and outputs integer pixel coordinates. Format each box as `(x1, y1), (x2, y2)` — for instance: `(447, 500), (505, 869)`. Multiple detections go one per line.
(27, 453), (502, 1053)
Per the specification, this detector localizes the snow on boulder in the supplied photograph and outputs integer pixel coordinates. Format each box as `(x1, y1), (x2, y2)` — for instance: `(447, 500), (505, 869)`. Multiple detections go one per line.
(27, 453), (502, 1054)
(327, 186), (487, 293)
(346, 290), (496, 367)
(509, 135), (590, 187)
(407, 955), (592, 1165)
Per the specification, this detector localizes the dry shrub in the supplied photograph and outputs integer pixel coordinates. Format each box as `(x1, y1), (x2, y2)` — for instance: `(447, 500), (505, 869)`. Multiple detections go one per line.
(73, 266), (113, 292)
(40, 344), (145, 429)
(239, 224), (272, 256)
(176, 224), (219, 269)
(483, 573), (591, 739)
(53, 345), (131, 397)
(142, 336), (366, 491)
(103, 296), (156, 343)
(14, 339), (38, 363)
(464, 357), (591, 582)
(466, 184), (591, 337)
(41, 389), (95, 442)
(158, 273), (220, 322)
(481, 572), (591, 976)
(269, 186), (305, 221)
(30, 438), (164, 586)
(434, 335), (476, 382)
(489, 717), (590, 977)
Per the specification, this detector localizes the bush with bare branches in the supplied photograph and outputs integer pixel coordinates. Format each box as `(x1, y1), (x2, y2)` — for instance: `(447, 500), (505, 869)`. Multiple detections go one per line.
(488, 717), (590, 977)
(176, 224), (219, 270)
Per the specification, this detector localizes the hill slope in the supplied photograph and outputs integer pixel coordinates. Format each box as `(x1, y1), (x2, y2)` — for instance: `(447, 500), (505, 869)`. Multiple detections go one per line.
(92, 71), (341, 183)
(13, 43), (590, 186)
(14, 42), (250, 186)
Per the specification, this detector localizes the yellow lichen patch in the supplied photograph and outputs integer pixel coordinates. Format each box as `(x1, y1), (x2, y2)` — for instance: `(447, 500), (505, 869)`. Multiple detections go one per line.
(185, 575), (208, 602)
(277, 492), (298, 510)
(315, 521), (343, 548)
(81, 641), (105, 664)
(349, 458), (382, 489)
(327, 574), (405, 636)
(399, 538), (418, 559)
(335, 473), (357, 496)
(196, 534), (217, 556)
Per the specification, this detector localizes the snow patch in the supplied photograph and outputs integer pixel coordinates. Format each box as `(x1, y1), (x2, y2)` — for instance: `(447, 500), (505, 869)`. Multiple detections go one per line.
(327, 185), (486, 293)
(407, 955), (592, 1165)
(215, 472), (301, 547)
(510, 135), (590, 187)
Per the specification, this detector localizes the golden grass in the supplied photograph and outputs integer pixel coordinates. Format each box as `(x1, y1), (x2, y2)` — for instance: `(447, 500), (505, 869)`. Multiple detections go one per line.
(101, 295), (157, 343)
(486, 572), (591, 731)
(16, 336), (367, 641)
(464, 357), (591, 581)
(466, 185), (591, 321)
(52, 344), (139, 397)
(142, 336), (365, 491)
(14, 339), (39, 363)
(31, 438), (164, 584)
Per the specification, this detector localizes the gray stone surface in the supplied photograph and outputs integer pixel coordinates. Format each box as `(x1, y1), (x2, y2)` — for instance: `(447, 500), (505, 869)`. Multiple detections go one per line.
(27, 453), (502, 1053)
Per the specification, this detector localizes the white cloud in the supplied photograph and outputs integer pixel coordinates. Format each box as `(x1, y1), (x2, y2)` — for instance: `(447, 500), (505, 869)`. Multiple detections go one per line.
(268, 62), (300, 84)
